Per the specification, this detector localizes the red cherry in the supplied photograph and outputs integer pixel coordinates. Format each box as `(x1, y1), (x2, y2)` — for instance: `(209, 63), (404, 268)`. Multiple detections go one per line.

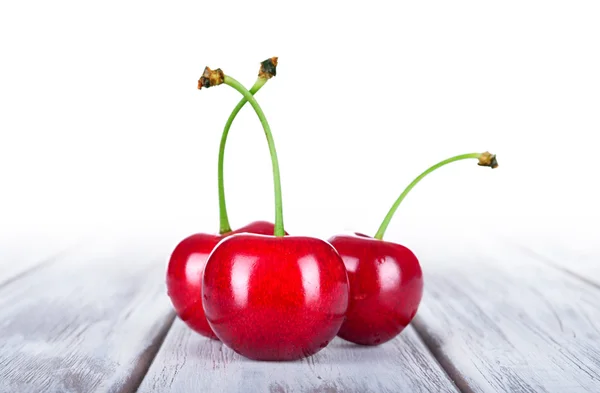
(167, 233), (221, 339)
(327, 151), (498, 345)
(166, 221), (283, 339)
(202, 233), (349, 360)
(328, 233), (423, 346)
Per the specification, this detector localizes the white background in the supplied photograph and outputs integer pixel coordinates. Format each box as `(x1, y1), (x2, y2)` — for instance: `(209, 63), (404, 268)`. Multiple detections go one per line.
(1, 1), (599, 256)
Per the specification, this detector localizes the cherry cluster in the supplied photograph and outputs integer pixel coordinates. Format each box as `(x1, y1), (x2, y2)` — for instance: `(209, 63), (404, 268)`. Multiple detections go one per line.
(166, 57), (498, 361)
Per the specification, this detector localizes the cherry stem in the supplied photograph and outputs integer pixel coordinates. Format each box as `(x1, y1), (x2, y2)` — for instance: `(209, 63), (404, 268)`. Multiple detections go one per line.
(223, 76), (285, 237)
(218, 77), (268, 234)
(374, 152), (498, 240)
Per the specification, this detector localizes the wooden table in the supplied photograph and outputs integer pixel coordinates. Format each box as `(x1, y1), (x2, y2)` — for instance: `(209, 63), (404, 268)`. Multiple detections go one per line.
(1, 232), (599, 393)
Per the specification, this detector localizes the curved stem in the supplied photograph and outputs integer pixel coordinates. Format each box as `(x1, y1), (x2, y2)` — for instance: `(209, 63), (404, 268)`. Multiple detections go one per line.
(374, 153), (482, 240)
(223, 76), (285, 237)
(218, 77), (267, 234)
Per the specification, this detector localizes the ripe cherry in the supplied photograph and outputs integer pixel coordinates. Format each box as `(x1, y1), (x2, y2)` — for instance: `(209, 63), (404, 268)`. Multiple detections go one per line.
(166, 58), (280, 339)
(199, 65), (349, 360)
(203, 234), (349, 360)
(328, 233), (422, 346)
(329, 152), (498, 346)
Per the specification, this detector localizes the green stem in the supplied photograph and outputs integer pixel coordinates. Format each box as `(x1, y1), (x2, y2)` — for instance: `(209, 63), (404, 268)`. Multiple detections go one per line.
(218, 77), (267, 234)
(374, 153), (482, 240)
(223, 76), (285, 237)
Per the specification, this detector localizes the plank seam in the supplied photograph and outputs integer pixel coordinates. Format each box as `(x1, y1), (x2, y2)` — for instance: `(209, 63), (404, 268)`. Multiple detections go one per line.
(124, 312), (176, 393)
(411, 317), (472, 393)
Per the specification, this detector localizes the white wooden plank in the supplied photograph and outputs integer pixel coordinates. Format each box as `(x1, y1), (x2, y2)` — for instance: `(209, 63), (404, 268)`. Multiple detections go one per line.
(0, 236), (175, 393)
(510, 239), (600, 290)
(413, 236), (600, 393)
(498, 225), (600, 288)
(137, 318), (459, 393)
(0, 235), (75, 286)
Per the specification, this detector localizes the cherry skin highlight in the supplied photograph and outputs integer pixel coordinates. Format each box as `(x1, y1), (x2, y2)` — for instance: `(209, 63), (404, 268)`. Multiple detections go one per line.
(166, 221), (282, 339)
(328, 233), (423, 346)
(202, 233), (349, 360)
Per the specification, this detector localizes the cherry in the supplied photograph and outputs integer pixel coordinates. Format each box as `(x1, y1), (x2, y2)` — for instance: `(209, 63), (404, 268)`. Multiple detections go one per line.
(199, 64), (349, 360)
(329, 152), (499, 346)
(166, 58), (280, 339)
(328, 233), (421, 345)
(203, 234), (349, 360)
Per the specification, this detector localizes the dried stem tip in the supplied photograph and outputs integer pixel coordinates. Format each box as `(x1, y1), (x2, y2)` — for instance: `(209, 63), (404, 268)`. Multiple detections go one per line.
(198, 67), (225, 89)
(477, 151), (499, 168)
(258, 57), (278, 79)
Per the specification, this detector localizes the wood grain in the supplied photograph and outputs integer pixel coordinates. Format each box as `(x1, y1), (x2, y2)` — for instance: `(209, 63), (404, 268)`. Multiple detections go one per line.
(412, 236), (600, 393)
(0, 237), (175, 393)
(136, 318), (459, 393)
